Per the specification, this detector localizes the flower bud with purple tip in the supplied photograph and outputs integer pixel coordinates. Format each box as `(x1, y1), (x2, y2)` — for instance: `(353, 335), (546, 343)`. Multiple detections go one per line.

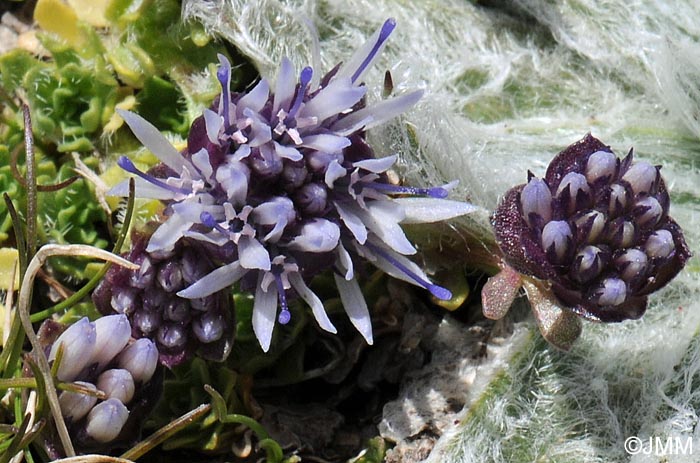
(491, 134), (691, 323)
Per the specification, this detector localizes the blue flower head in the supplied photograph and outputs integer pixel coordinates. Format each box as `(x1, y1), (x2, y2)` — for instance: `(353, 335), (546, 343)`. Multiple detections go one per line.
(110, 19), (475, 351)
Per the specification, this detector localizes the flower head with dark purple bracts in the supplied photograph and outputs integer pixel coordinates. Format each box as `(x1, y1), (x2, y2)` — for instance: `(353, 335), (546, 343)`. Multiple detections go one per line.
(109, 18), (475, 351)
(490, 134), (691, 324)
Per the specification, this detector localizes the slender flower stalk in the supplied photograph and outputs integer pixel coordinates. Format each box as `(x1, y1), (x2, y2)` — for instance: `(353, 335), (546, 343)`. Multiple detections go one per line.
(109, 19), (476, 351)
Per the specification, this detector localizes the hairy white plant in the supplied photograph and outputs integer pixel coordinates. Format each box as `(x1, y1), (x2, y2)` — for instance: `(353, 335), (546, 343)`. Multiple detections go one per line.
(184, 0), (700, 461)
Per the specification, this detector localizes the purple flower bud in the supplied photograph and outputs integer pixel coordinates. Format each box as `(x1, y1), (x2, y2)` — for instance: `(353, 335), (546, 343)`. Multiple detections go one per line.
(110, 288), (138, 315)
(116, 338), (159, 383)
(295, 183), (328, 215)
(49, 318), (96, 382)
(249, 145), (283, 178)
(633, 196), (663, 227)
(605, 218), (635, 248)
(96, 369), (135, 404)
(573, 210), (606, 243)
(91, 314), (131, 370)
(282, 162), (308, 189)
(570, 245), (608, 283)
(59, 382), (98, 421)
(142, 286), (167, 309)
(645, 229), (675, 259)
(133, 308), (160, 335)
(520, 178), (552, 227)
(85, 398), (129, 443)
(585, 150), (617, 183)
(181, 249), (209, 285)
(606, 183), (629, 217)
(192, 311), (224, 343)
(129, 255), (154, 289)
(541, 220), (573, 263)
(164, 299), (190, 322)
(556, 172), (590, 214)
(622, 161), (658, 195)
(189, 295), (216, 312)
(592, 277), (627, 306)
(615, 248), (648, 282)
(156, 323), (187, 349)
(157, 261), (184, 292)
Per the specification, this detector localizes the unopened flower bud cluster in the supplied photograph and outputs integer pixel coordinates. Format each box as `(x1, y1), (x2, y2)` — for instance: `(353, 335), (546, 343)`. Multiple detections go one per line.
(93, 236), (233, 367)
(48, 315), (159, 447)
(493, 135), (690, 322)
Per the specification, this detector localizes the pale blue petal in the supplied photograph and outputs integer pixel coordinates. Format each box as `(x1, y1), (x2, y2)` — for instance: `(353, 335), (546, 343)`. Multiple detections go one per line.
(299, 77), (366, 122)
(216, 160), (250, 206)
(301, 134), (351, 153)
(117, 109), (191, 174)
(273, 57), (296, 114)
(243, 109), (272, 147)
(330, 115), (374, 136)
(253, 274), (278, 352)
(394, 198), (480, 224)
(238, 235), (271, 270)
(288, 219), (340, 253)
(171, 202), (220, 221)
(237, 78), (270, 114)
(184, 230), (229, 246)
(146, 214), (193, 253)
(337, 243), (354, 280)
(353, 155), (398, 173)
(334, 274), (373, 345)
(332, 91), (423, 134)
(177, 261), (246, 298)
(334, 201), (368, 244)
(274, 141), (303, 161)
(362, 201), (416, 255)
(191, 148), (214, 180)
(289, 273), (337, 334)
(253, 198), (284, 225)
(253, 197), (294, 242)
(325, 160), (347, 187)
(203, 109), (223, 145)
(108, 178), (176, 200)
(232, 144), (251, 161)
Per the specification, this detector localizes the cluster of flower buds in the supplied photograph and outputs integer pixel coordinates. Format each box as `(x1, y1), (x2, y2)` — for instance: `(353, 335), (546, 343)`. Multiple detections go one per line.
(489, 134), (690, 327)
(92, 234), (234, 367)
(41, 314), (161, 451)
(108, 18), (475, 351)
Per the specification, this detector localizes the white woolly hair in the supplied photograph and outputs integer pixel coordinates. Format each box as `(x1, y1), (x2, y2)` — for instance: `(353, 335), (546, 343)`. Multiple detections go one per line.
(184, 1), (700, 461)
